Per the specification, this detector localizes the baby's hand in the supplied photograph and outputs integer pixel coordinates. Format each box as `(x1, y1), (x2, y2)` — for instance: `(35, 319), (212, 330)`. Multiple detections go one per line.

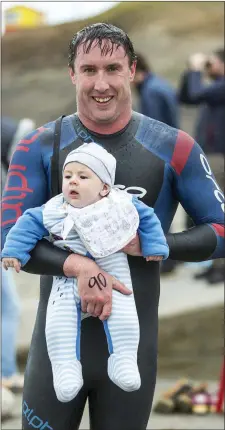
(2, 258), (21, 273)
(146, 256), (163, 262)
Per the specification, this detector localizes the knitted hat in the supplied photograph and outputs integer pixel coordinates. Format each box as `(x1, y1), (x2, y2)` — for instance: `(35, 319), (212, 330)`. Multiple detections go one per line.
(63, 142), (116, 186)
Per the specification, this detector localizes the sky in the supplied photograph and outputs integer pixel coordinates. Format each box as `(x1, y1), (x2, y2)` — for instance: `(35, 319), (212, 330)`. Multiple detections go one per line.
(1, 1), (118, 32)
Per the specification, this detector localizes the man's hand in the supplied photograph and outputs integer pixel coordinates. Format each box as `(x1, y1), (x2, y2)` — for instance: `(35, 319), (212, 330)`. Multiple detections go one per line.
(146, 256), (163, 262)
(188, 53), (207, 71)
(122, 233), (142, 256)
(63, 254), (132, 320)
(2, 257), (21, 273)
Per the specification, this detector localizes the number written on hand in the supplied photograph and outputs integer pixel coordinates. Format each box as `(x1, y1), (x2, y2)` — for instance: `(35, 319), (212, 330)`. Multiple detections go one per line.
(88, 273), (107, 291)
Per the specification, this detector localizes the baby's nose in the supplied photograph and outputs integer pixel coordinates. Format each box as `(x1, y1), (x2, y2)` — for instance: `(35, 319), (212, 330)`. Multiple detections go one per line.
(69, 176), (78, 184)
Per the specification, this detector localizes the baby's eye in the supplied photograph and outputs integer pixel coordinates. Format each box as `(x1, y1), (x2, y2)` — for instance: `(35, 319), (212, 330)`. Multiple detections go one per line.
(80, 175), (88, 180)
(65, 175), (71, 179)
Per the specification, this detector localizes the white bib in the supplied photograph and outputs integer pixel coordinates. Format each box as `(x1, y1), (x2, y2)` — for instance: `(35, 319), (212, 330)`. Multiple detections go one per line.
(61, 188), (139, 258)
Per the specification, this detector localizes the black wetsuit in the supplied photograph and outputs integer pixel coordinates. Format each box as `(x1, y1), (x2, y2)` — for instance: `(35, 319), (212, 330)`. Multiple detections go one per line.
(2, 112), (224, 430)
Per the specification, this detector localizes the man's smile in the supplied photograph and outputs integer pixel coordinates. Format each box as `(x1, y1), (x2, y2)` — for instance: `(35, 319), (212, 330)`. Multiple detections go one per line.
(92, 96), (114, 104)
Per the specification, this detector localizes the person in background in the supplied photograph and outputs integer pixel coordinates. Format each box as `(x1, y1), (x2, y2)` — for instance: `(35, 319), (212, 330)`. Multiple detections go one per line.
(133, 53), (179, 128)
(178, 49), (225, 284)
(133, 53), (179, 275)
(1, 116), (36, 419)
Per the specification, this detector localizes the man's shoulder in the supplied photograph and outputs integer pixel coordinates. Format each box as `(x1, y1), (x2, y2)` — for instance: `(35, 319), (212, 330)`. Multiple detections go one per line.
(135, 113), (195, 164)
(28, 115), (74, 146)
(137, 113), (178, 141)
(20, 119), (55, 147)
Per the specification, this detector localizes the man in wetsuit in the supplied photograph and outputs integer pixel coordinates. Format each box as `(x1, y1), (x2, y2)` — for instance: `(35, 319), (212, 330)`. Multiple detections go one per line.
(1, 23), (224, 430)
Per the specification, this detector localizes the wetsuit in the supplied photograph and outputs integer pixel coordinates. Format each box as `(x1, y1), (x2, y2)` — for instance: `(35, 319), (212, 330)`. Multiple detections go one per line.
(2, 112), (224, 430)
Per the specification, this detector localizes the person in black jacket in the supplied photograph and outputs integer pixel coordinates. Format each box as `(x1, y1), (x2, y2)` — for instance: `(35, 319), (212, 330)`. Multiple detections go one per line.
(179, 49), (225, 155)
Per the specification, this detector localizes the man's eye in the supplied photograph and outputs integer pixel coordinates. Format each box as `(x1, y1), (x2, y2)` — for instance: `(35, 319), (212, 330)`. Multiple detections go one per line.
(108, 65), (118, 72)
(84, 68), (95, 73)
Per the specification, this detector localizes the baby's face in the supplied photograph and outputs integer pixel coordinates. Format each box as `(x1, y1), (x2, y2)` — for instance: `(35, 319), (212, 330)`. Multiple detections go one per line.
(62, 161), (109, 208)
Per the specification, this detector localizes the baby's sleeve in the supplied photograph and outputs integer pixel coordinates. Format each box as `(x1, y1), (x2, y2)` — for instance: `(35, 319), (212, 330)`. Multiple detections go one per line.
(132, 197), (169, 259)
(1, 206), (49, 266)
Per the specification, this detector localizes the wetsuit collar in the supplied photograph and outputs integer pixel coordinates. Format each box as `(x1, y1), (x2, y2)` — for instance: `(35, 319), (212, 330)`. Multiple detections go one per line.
(73, 112), (136, 138)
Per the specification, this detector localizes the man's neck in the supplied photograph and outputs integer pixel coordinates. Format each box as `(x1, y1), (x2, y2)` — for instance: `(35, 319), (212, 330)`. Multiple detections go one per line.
(77, 109), (132, 135)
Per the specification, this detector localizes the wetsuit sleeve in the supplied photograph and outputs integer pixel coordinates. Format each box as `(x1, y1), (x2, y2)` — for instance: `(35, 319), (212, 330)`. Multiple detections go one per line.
(1, 206), (49, 266)
(132, 197), (169, 260)
(1, 128), (71, 275)
(167, 130), (225, 261)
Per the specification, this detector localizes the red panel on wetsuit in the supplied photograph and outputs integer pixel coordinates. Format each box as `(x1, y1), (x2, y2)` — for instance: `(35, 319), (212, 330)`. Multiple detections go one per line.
(212, 223), (225, 237)
(171, 130), (194, 175)
(20, 127), (45, 145)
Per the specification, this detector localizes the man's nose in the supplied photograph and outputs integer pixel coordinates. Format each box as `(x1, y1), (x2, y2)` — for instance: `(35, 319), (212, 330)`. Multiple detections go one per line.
(94, 72), (110, 92)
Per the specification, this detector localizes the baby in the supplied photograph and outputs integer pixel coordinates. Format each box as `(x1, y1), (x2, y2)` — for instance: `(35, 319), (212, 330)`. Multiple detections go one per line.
(2, 142), (169, 402)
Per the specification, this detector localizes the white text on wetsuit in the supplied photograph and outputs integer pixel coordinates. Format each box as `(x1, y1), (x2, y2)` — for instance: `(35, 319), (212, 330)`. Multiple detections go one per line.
(200, 154), (225, 213)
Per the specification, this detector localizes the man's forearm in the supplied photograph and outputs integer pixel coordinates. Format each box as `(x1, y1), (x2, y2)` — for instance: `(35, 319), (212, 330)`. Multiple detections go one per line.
(23, 239), (70, 276)
(166, 224), (217, 262)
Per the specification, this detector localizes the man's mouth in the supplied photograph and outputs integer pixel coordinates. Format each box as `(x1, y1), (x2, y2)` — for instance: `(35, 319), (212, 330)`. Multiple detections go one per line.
(92, 96), (113, 104)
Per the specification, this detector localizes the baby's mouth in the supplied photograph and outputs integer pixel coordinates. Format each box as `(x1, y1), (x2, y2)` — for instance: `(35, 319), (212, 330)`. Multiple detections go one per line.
(69, 190), (79, 196)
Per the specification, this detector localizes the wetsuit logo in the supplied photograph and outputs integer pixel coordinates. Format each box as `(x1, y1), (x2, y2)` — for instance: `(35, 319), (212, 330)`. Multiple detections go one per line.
(23, 401), (53, 429)
(115, 185), (147, 199)
(200, 154), (225, 213)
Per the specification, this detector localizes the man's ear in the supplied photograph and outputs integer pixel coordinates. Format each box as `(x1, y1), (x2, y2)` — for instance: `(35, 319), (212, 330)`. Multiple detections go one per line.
(100, 184), (110, 197)
(69, 67), (76, 85)
(130, 60), (137, 82)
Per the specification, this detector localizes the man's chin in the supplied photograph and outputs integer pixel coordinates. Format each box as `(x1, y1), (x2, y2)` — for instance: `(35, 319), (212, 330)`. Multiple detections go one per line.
(92, 111), (118, 124)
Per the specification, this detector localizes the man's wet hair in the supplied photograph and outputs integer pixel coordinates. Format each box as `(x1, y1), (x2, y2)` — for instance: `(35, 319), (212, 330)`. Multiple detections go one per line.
(68, 23), (137, 71)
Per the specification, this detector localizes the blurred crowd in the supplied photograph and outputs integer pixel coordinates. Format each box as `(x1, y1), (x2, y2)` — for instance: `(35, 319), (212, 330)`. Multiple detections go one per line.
(1, 47), (224, 420)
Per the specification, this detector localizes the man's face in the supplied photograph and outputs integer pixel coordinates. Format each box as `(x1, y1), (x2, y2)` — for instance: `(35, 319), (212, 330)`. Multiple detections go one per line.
(62, 161), (109, 208)
(69, 40), (136, 126)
